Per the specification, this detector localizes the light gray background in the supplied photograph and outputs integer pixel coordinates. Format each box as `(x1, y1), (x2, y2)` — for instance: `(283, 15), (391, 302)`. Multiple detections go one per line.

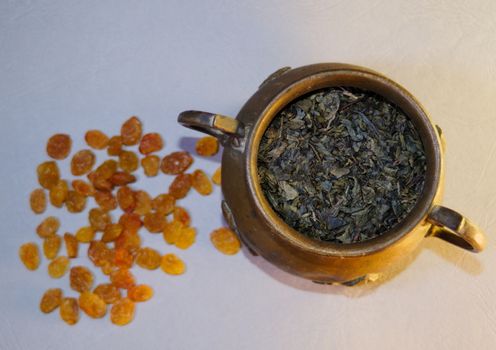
(1, 1), (495, 349)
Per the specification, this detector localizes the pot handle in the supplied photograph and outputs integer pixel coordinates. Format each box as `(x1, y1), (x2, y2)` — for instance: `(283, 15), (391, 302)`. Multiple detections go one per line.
(426, 205), (486, 252)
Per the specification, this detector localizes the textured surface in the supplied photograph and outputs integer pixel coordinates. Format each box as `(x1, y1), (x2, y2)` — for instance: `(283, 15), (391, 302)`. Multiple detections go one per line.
(0, 0), (495, 349)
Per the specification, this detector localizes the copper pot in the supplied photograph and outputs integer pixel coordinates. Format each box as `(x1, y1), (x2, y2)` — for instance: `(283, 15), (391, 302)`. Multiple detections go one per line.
(178, 63), (486, 285)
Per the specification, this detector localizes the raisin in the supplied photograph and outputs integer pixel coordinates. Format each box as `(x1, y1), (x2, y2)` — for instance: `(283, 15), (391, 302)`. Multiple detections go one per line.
(94, 159), (118, 180)
(79, 291), (107, 318)
(47, 134), (72, 159)
(114, 231), (141, 256)
(191, 169), (213, 195)
(64, 233), (79, 258)
(160, 151), (193, 175)
(119, 151), (139, 172)
(110, 298), (135, 326)
(19, 242), (40, 270)
(143, 212), (166, 233)
(36, 216), (60, 238)
(141, 155), (160, 177)
(134, 190), (152, 216)
(175, 227), (196, 250)
(40, 288), (63, 313)
(195, 136), (219, 156)
(162, 221), (184, 245)
(60, 298), (79, 325)
(37, 161), (60, 189)
(110, 171), (136, 186)
(118, 213), (142, 233)
(161, 253), (186, 275)
(102, 223), (123, 242)
(85, 130), (109, 149)
(48, 256), (70, 278)
(70, 266), (94, 293)
(107, 135), (123, 156)
(72, 179), (95, 197)
(210, 227), (241, 255)
(88, 172), (113, 191)
(212, 167), (221, 185)
(114, 248), (134, 269)
(173, 207), (191, 226)
(128, 285), (153, 302)
(139, 133), (163, 154)
(75, 226), (95, 243)
(152, 194), (175, 215)
(117, 186), (136, 212)
(30, 188), (47, 214)
(94, 190), (117, 211)
(110, 269), (135, 289)
(49, 180), (69, 208)
(94, 284), (121, 304)
(71, 150), (95, 176)
(43, 234), (62, 259)
(169, 173), (192, 199)
(88, 208), (111, 231)
(121, 116), (142, 146)
(135, 247), (161, 270)
(65, 191), (87, 213)
(88, 241), (113, 267)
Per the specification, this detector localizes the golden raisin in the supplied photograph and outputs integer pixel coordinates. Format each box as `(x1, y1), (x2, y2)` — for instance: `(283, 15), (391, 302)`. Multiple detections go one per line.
(75, 226), (95, 243)
(36, 216), (60, 238)
(117, 186), (136, 212)
(195, 136), (219, 157)
(110, 269), (136, 289)
(88, 241), (113, 267)
(37, 161), (60, 189)
(135, 247), (161, 270)
(152, 194), (175, 215)
(110, 171), (136, 186)
(88, 208), (111, 231)
(121, 116), (142, 146)
(173, 207), (191, 226)
(175, 226), (196, 250)
(141, 155), (160, 177)
(110, 298), (135, 326)
(115, 231), (142, 256)
(40, 288), (62, 313)
(19, 242), (40, 270)
(191, 169), (213, 195)
(60, 298), (79, 325)
(47, 134), (72, 159)
(72, 179), (95, 197)
(143, 212), (166, 233)
(94, 159), (118, 179)
(134, 190), (152, 216)
(49, 180), (69, 208)
(102, 223), (123, 242)
(79, 291), (107, 318)
(161, 253), (186, 275)
(48, 256), (70, 278)
(30, 188), (47, 214)
(94, 283), (121, 304)
(119, 150), (139, 172)
(162, 220), (184, 245)
(85, 130), (109, 149)
(210, 227), (241, 255)
(169, 173), (192, 199)
(139, 133), (163, 155)
(64, 233), (79, 258)
(107, 135), (123, 156)
(119, 213), (142, 233)
(212, 167), (221, 185)
(114, 248), (134, 269)
(88, 172), (113, 191)
(94, 190), (117, 211)
(43, 234), (61, 259)
(71, 150), (95, 176)
(65, 191), (87, 213)
(160, 151), (193, 175)
(128, 285), (153, 302)
(70, 266), (94, 293)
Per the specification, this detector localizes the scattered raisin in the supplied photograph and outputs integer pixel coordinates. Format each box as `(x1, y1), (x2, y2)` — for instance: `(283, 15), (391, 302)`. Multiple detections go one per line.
(102, 223), (123, 242)
(135, 247), (161, 270)
(19, 242), (40, 270)
(169, 173), (192, 199)
(161, 253), (186, 275)
(107, 135), (123, 156)
(212, 167), (221, 185)
(70, 266), (94, 293)
(85, 130), (109, 149)
(48, 256), (70, 278)
(110, 298), (135, 326)
(134, 190), (152, 216)
(65, 190), (87, 213)
(40, 288), (62, 313)
(121, 116), (142, 146)
(64, 233), (79, 258)
(195, 136), (219, 157)
(160, 151), (193, 175)
(72, 179), (95, 197)
(173, 207), (191, 226)
(94, 284), (121, 304)
(117, 186), (136, 212)
(114, 231), (141, 256)
(46, 134), (72, 159)
(210, 227), (241, 255)
(141, 155), (160, 177)
(139, 133), (163, 154)
(49, 180), (69, 208)
(79, 291), (107, 318)
(128, 285), (153, 302)
(110, 269), (135, 289)
(71, 150), (95, 176)
(191, 169), (213, 195)
(119, 151), (139, 172)
(110, 171), (136, 186)
(75, 226), (95, 243)
(175, 227), (196, 250)
(43, 234), (62, 259)
(118, 213), (142, 233)
(36, 216), (60, 238)
(114, 248), (134, 269)
(143, 212), (166, 233)
(152, 194), (175, 215)
(60, 298), (79, 325)
(30, 188), (47, 214)
(162, 221), (184, 245)
(94, 190), (118, 211)
(88, 208), (111, 231)
(88, 241), (113, 267)
(37, 161), (60, 189)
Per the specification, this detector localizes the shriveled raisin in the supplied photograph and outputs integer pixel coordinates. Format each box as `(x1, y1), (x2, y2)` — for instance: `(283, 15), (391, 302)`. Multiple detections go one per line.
(94, 283), (121, 304)
(40, 288), (62, 313)
(210, 227), (241, 255)
(19, 242), (40, 270)
(161, 253), (186, 275)
(117, 186), (136, 212)
(75, 226), (95, 243)
(47, 134), (72, 159)
(162, 220), (184, 245)
(102, 223), (123, 242)
(110, 268), (135, 289)
(135, 247), (161, 270)
(195, 136), (219, 156)
(88, 171), (113, 191)
(121, 116), (142, 146)
(94, 159), (118, 180)
(134, 190), (152, 216)
(30, 188), (46, 214)
(119, 213), (142, 233)
(110, 298), (135, 326)
(37, 161), (60, 189)
(169, 173), (192, 199)
(88, 208), (111, 231)
(36, 216), (60, 238)
(64, 233), (79, 258)
(114, 248), (134, 269)
(49, 180), (69, 208)
(139, 133), (163, 154)
(212, 167), (221, 185)
(72, 179), (95, 197)
(85, 130), (109, 149)
(88, 241), (113, 267)
(94, 190), (117, 211)
(70, 266), (94, 293)
(60, 298), (79, 325)
(141, 155), (160, 177)
(173, 207), (191, 226)
(48, 256), (70, 278)
(143, 212), (166, 233)
(152, 194), (175, 215)
(114, 230), (141, 255)
(119, 150), (139, 172)
(71, 150), (95, 176)
(175, 227), (196, 250)
(110, 171), (136, 186)
(191, 169), (213, 195)
(43, 234), (61, 259)
(160, 151), (193, 175)
(65, 191), (86, 213)
(79, 291), (107, 318)
(128, 285), (153, 302)
(107, 135), (123, 156)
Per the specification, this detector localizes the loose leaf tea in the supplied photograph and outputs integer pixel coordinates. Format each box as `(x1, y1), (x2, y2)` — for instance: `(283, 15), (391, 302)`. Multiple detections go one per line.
(258, 87), (426, 244)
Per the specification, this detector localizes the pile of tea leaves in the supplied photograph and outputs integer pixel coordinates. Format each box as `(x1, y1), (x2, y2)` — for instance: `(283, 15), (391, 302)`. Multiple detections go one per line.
(257, 87), (426, 244)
